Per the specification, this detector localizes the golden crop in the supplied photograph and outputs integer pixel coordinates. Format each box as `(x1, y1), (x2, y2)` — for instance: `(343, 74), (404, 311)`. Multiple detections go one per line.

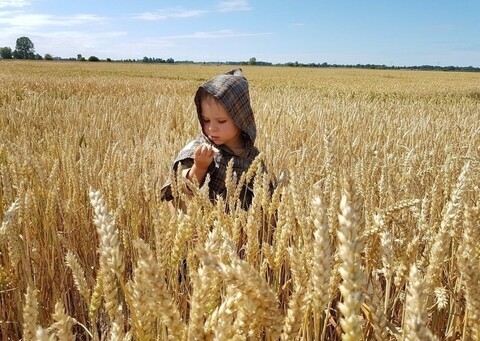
(1, 61), (479, 340)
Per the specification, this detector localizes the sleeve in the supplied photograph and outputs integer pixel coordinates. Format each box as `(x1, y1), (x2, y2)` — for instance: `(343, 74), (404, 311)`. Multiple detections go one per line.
(180, 165), (194, 196)
(160, 159), (194, 201)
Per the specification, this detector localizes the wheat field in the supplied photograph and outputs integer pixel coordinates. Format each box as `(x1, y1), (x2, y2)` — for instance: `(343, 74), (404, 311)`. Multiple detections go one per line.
(0, 60), (479, 340)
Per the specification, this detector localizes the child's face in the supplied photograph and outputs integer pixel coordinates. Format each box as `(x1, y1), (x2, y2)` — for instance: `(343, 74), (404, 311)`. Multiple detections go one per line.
(201, 96), (242, 149)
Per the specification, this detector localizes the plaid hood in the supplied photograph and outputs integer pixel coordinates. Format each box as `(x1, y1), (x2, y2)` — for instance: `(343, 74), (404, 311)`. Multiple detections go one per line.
(194, 68), (256, 147)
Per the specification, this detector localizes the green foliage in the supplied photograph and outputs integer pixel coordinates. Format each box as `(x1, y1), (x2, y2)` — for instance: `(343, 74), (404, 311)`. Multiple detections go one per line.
(0, 47), (13, 59)
(45, 54), (53, 60)
(14, 36), (35, 59)
(88, 56), (100, 62)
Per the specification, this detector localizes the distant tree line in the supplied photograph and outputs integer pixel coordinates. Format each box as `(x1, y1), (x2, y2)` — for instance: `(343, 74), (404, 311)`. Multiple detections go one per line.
(0, 37), (105, 62)
(1, 37), (479, 72)
(141, 57), (175, 63)
(279, 61), (480, 72)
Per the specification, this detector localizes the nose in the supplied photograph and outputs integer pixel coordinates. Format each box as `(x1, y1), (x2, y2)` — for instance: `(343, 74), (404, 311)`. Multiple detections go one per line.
(208, 122), (218, 132)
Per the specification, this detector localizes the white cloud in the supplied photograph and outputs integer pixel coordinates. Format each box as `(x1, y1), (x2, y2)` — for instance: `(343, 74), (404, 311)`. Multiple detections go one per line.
(133, 8), (207, 21)
(217, 0), (251, 12)
(0, 12), (108, 28)
(0, 0), (30, 8)
(31, 30), (128, 57)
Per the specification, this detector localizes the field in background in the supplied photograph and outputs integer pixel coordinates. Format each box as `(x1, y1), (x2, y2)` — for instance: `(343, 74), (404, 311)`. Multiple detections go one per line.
(1, 61), (479, 340)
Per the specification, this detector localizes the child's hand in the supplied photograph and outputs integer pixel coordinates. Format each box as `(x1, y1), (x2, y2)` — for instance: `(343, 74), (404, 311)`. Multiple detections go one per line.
(193, 143), (218, 170)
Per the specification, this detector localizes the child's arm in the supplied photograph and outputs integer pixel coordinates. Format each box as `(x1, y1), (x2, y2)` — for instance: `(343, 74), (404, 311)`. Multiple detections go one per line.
(186, 143), (217, 185)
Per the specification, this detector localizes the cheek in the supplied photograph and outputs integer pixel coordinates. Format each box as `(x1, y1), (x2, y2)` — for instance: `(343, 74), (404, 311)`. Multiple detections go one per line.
(230, 124), (241, 135)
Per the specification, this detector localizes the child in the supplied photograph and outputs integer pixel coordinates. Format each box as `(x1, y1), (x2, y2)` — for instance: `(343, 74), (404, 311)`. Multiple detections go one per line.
(161, 69), (260, 210)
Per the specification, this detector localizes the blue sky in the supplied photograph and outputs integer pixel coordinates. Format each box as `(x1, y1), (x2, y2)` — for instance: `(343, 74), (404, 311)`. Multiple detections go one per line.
(1, 0), (479, 66)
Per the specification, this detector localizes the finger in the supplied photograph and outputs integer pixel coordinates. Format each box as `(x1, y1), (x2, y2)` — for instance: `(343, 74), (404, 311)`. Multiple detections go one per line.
(194, 146), (205, 158)
(204, 143), (220, 155)
(195, 145), (211, 158)
(202, 145), (213, 156)
(201, 143), (215, 156)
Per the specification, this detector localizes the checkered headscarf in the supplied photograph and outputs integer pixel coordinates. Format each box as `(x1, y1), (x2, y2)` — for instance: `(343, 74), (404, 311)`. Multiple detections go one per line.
(161, 69), (259, 204)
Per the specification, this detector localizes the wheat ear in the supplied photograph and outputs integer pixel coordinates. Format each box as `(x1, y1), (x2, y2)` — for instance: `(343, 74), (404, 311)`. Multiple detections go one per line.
(35, 326), (54, 341)
(22, 285), (39, 341)
(281, 247), (309, 341)
(89, 189), (122, 323)
(89, 187), (124, 277)
(404, 265), (439, 341)
(1, 199), (23, 268)
(65, 250), (91, 302)
(188, 227), (225, 340)
(127, 242), (156, 340)
(337, 183), (365, 341)
(133, 238), (187, 340)
(204, 290), (238, 340)
(197, 247), (284, 339)
(50, 301), (76, 341)
(0, 199), (20, 245)
(366, 275), (390, 341)
(457, 204), (480, 339)
(309, 196), (332, 316)
(425, 161), (470, 291)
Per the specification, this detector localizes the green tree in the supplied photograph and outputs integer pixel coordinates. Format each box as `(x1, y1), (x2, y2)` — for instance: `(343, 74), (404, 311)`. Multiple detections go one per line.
(0, 47), (13, 59)
(45, 53), (53, 60)
(249, 57), (256, 65)
(13, 36), (35, 59)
